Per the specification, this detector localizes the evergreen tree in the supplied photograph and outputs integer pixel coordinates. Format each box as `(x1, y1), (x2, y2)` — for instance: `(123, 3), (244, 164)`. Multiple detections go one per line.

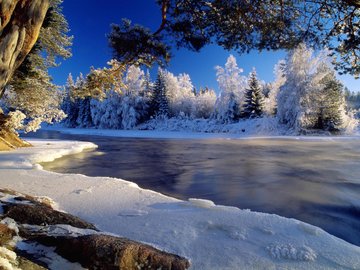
(62, 74), (77, 127)
(76, 98), (93, 128)
(150, 69), (169, 117)
(314, 67), (344, 131)
(243, 70), (264, 118)
(74, 74), (93, 127)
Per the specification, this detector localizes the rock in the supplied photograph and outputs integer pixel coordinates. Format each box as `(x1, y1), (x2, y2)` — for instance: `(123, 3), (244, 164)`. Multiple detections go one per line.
(0, 224), (16, 246)
(32, 234), (190, 270)
(0, 189), (190, 269)
(0, 189), (97, 230)
(17, 256), (47, 270)
(3, 203), (97, 230)
(0, 115), (32, 151)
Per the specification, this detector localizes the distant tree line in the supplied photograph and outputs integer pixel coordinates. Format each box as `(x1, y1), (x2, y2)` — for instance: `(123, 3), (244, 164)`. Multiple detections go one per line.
(61, 44), (356, 134)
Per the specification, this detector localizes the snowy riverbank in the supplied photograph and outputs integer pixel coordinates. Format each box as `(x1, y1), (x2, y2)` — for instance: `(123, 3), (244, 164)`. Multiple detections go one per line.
(1, 139), (360, 269)
(41, 124), (360, 140)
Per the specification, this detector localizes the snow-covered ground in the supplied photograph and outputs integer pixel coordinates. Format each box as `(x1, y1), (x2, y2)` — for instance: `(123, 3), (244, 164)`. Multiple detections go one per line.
(0, 138), (360, 269)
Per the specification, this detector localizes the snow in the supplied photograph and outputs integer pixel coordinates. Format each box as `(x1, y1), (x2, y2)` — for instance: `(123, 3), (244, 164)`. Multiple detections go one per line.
(16, 241), (86, 270)
(0, 139), (360, 269)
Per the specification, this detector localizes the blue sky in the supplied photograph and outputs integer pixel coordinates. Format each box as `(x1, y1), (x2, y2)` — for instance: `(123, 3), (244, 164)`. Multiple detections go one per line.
(50, 0), (358, 93)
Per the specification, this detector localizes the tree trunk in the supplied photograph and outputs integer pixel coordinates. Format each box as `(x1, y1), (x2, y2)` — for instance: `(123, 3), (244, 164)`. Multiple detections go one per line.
(0, 0), (49, 150)
(0, 0), (49, 92)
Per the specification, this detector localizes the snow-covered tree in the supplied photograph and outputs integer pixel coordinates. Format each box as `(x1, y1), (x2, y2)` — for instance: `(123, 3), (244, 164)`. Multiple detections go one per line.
(75, 74), (93, 128)
(277, 44), (319, 131)
(3, 68), (66, 132)
(243, 69), (264, 118)
(264, 60), (286, 115)
(90, 90), (122, 129)
(62, 73), (79, 128)
(277, 44), (355, 133)
(214, 55), (247, 123)
(176, 73), (196, 117)
(150, 69), (169, 117)
(120, 66), (149, 129)
(192, 87), (217, 119)
(162, 69), (180, 117)
(314, 67), (344, 130)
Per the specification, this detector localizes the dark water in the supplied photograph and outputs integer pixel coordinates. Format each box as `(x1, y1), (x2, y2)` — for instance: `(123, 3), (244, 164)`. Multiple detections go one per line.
(23, 130), (360, 246)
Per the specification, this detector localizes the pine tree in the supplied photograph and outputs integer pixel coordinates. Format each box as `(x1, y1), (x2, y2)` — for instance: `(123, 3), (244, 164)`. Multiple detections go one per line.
(243, 70), (264, 118)
(62, 74), (79, 127)
(76, 98), (93, 127)
(74, 74), (92, 127)
(315, 67), (344, 131)
(150, 69), (169, 117)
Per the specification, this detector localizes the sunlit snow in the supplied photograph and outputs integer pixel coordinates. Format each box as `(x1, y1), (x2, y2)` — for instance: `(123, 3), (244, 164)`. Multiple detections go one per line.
(0, 139), (359, 269)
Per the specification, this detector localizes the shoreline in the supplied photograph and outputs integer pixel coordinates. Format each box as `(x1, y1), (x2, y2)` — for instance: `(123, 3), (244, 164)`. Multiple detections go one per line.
(39, 126), (360, 141)
(0, 138), (360, 269)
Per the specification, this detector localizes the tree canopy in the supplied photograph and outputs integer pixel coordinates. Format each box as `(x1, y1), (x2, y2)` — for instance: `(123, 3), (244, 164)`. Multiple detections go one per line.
(109, 0), (360, 77)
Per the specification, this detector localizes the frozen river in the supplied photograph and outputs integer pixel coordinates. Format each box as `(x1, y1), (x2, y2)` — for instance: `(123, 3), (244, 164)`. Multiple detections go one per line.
(24, 130), (360, 246)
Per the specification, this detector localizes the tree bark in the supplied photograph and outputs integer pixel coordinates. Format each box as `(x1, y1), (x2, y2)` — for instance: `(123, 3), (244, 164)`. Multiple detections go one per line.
(0, 0), (49, 92)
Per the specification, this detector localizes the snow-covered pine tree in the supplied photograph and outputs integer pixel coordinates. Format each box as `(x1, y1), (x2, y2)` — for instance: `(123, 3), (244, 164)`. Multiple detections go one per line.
(75, 74), (93, 127)
(150, 69), (169, 117)
(76, 98), (93, 127)
(143, 70), (153, 98)
(62, 73), (79, 128)
(243, 69), (264, 118)
(61, 73), (74, 120)
(313, 65), (344, 131)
